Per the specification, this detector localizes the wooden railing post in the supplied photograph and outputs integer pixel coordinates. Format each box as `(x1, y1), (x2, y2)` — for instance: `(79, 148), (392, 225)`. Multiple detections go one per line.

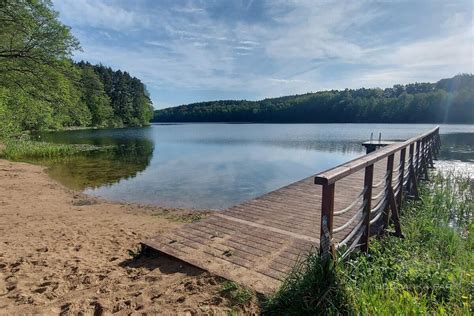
(320, 183), (335, 260)
(361, 164), (373, 252)
(407, 143), (414, 193)
(408, 143), (419, 199)
(420, 139), (425, 178)
(436, 130), (441, 155)
(420, 138), (425, 175)
(415, 140), (421, 176)
(421, 138), (429, 180)
(397, 147), (406, 207)
(428, 136), (434, 168)
(388, 185), (403, 237)
(382, 154), (394, 229)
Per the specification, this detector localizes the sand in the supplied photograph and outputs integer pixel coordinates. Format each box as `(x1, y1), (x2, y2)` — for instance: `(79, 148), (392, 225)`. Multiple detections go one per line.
(0, 159), (260, 315)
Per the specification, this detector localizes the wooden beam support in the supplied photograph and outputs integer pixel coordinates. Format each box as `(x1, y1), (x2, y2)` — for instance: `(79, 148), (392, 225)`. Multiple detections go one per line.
(397, 147), (406, 208)
(382, 154), (394, 230)
(361, 164), (373, 253)
(428, 138), (435, 168)
(422, 140), (430, 181)
(432, 136), (438, 160)
(409, 164), (420, 200)
(388, 185), (403, 238)
(415, 140), (421, 176)
(319, 183), (335, 260)
(407, 143), (415, 194)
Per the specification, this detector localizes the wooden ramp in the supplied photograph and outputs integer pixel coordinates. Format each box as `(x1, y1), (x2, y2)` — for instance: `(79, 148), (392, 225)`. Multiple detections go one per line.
(144, 158), (393, 294)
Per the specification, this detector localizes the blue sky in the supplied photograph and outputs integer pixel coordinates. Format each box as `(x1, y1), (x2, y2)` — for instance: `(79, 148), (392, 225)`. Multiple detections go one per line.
(52, 0), (473, 109)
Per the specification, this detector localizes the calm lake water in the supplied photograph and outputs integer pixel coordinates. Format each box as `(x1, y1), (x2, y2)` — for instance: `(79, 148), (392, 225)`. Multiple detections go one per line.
(35, 124), (474, 209)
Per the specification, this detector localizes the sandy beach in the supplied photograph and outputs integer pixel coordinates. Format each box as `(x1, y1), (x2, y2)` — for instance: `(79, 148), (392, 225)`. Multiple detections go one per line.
(0, 159), (260, 315)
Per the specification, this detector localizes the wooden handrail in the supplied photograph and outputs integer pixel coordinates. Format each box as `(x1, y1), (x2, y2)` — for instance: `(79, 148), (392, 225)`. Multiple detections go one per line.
(315, 126), (439, 185)
(316, 126), (441, 261)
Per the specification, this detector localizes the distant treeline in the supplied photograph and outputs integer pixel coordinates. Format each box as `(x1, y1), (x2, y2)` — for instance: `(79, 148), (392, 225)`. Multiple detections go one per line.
(153, 74), (474, 124)
(0, 0), (153, 138)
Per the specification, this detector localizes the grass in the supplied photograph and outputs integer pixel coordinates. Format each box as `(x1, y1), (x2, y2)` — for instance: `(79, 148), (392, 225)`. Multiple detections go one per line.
(151, 209), (208, 223)
(219, 281), (254, 306)
(264, 171), (473, 315)
(263, 251), (353, 315)
(127, 246), (146, 259)
(0, 138), (97, 160)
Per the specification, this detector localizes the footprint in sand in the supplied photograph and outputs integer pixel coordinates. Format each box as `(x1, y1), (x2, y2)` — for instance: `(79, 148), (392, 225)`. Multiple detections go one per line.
(90, 301), (104, 316)
(0, 278), (8, 296)
(3, 275), (17, 294)
(57, 302), (72, 316)
(33, 287), (47, 294)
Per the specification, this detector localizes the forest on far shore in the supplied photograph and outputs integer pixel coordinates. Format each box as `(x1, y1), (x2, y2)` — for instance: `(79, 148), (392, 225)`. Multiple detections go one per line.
(153, 74), (474, 124)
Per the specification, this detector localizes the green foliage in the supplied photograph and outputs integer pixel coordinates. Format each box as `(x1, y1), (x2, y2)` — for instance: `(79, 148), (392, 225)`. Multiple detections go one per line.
(219, 281), (253, 306)
(0, 0), (82, 131)
(0, 139), (96, 160)
(0, 0), (153, 140)
(342, 172), (473, 314)
(1, 0), (78, 51)
(78, 66), (113, 127)
(127, 246), (146, 259)
(151, 210), (207, 223)
(154, 74), (474, 123)
(0, 87), (20, 139)
(0, 0), (80, 83)
(265, 172), (473, 315)
(264, 253), (353, 315)
(77, 61), (154, 127)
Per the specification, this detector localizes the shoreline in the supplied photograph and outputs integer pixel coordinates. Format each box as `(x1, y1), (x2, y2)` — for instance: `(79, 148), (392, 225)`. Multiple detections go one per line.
(0, 159), (260, 314)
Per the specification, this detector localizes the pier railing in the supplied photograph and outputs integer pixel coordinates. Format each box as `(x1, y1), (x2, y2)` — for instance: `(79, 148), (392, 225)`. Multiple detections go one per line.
(315, 126), (440, 260)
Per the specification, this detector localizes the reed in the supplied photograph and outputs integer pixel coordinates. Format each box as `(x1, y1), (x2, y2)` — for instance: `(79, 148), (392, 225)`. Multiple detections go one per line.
(0, 139), (96, 160)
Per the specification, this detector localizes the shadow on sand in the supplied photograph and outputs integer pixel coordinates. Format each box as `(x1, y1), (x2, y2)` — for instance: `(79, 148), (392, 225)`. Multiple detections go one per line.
(119, 246), (206, 277)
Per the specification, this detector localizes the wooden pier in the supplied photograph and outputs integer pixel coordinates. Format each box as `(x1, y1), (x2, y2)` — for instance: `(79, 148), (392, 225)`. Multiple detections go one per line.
(144, 127), (440, 294)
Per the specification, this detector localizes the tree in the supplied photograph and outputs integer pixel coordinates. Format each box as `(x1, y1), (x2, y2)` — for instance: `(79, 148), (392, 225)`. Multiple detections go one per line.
(79, 66), (113, 127)
(0, 0), (81, 132)
(0, 1), (153, 135)
(0, 0), (80, 93)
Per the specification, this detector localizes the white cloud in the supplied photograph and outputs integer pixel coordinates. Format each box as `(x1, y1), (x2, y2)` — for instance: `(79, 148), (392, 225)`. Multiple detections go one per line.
(172, 3), (206, 14)
(268, 78), (308, 84)
(443, 11), (471, 30)
(383, 30), (473, 69)
(53, 0), (474, 107)
(240, 40), (259, 45)
(53, 0), (150, 31)
(235, 46), (254, 51)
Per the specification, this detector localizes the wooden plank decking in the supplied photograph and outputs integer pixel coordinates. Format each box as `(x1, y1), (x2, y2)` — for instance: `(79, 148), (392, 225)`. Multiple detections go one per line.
(144, 153), (400, 294)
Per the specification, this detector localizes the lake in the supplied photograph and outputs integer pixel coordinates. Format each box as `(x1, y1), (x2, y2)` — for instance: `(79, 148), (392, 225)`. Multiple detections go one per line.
(35, 124), (474, 209)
